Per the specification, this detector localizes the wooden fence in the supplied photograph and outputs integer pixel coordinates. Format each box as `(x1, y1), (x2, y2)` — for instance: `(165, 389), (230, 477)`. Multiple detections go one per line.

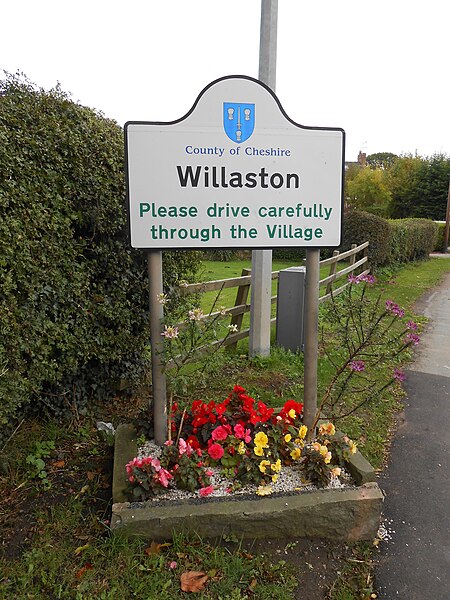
(176, 241), (369, 349)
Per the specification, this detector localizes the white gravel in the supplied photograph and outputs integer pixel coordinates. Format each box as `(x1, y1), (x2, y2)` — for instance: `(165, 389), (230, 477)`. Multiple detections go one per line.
(136, 439), (353, 503)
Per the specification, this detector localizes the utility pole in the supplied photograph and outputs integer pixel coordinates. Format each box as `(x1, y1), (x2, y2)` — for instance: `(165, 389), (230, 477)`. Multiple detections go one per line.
(443, 179), (450, 253)
(249, 0), (278, 357)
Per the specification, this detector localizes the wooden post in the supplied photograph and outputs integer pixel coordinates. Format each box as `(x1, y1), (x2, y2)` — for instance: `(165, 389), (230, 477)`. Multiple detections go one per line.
(443, 180), (450, 253)
(326, 250), (339, 296)
(228, 268), (251, 350)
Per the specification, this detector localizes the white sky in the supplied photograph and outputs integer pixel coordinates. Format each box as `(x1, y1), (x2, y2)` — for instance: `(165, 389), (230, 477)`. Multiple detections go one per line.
(1, 0), (449, 161)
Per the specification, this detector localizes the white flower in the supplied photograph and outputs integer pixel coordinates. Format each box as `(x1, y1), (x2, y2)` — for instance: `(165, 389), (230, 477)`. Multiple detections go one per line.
(188, 308), (204, 321)
(156, 293), (169, 305)
(161, 325), (179, 339)
(227, 324), (238, 333)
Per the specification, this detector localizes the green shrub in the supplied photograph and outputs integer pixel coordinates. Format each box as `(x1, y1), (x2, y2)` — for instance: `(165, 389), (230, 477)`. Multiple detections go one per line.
(341, 209), (391, 266)
(434, 222), (447, 252)
(0, 73), (200, 430)
(389, 219), (439, 263)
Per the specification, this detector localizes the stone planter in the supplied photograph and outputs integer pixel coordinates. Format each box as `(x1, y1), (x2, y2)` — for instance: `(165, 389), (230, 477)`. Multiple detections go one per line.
(111, 424), (383, 541)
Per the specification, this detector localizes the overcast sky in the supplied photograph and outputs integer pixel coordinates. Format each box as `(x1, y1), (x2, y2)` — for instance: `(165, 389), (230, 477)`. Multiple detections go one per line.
(2, 0), (449, 161)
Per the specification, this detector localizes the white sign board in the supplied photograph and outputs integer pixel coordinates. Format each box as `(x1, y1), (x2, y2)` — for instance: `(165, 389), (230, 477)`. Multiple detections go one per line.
(126, 76), (345, 249)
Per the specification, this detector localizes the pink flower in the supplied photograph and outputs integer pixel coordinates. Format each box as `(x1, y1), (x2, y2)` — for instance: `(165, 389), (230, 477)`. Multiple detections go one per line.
(208, 443), (224, 461)
(232, 423), (251, 443)
(349, 360), (365, 372)
(385, 300), (404, 317)
(169, 561), (178, 569)
(206, 469), (214, 476)
(407, 320), (418, 330)
(405, 332), (420, 346)
(393, 368), (406, 382)
(158, 468), (173, 488)
(211, 425), (230, 442)
(199, 485), (214, 497)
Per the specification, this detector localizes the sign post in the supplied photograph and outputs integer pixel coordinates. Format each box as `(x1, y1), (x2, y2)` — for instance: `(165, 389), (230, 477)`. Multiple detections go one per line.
(125, 75), (345, 440)
(250, 0), (278, 358)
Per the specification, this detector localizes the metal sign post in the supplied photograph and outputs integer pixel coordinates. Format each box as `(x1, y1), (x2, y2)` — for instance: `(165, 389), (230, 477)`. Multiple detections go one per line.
(249, 0), (278, 358)
(147, 251), (167, 445)
(303, 248), (320, 432)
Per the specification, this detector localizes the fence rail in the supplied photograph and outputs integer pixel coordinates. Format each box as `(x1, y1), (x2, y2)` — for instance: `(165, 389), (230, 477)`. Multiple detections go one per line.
(176, 242), (369, 348)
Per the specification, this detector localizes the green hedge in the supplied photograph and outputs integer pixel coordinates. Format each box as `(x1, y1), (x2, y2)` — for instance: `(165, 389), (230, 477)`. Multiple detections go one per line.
(0, 74), (200, 430)
(434, 222), (447, 252)
(389, 219), (439, 262)
(341, 209), (392, 266)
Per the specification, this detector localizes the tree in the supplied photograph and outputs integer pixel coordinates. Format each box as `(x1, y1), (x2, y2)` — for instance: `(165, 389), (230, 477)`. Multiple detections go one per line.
(388, 154), (450, 219)
(346, 167), (391, 216)
(366, 152), (398, 170)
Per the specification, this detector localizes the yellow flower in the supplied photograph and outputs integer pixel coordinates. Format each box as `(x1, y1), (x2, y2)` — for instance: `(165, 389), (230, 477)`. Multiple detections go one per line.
(237, 441), (246, 454)
(290, 447), (302, 460)
(349, 441), (357, 455)
(298, 425), (308, 439)
(271, 474), (279, 483)
(284, 433), (292, 443)
(254, 432), (269, 448)
(256, 485), (273, 496)
(259, 459), (271, 473)
(319, 422), (336, 436)
(271, 459), (282, 473)
(288, 409), (296, 419)
(312, 442), (321, 453)
(331, 467), (342, 477)
(319, 445), (328, 457)
(254, 445), (264, 457)
(294, 438), (305, 448)
(324, 451), (332, 464)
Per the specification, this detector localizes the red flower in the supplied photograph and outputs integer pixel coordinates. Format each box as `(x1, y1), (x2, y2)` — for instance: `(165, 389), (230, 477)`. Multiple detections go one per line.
(186, 435), (200, 450)
(208, 443), (224, 461)
(211, 425), (231, 441)
(199, 485), (214, 497)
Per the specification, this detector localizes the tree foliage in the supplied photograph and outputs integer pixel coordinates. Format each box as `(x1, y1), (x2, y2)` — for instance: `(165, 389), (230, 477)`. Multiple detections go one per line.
(366, 152), (398, 170)
(388, 154), (450, 220)
(0, 72), (200, 429)
(346, 167), (391, 216)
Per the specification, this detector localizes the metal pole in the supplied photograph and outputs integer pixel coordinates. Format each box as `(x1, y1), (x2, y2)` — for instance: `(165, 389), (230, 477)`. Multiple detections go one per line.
(147, 251), (167, 445)
(303, 248), (320, 432)
(443, 180), (450, 253)
(249, 0), (278, 358)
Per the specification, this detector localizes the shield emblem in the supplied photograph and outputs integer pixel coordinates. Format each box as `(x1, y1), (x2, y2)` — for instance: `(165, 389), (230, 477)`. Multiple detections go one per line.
(223, 102), (255, 143)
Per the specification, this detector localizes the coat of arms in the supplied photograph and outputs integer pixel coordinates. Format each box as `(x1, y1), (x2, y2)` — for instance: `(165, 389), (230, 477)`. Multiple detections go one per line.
(223, 102), (255, 143)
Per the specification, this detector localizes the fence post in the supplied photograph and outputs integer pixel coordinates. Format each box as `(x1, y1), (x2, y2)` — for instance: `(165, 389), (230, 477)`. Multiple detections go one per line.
(227, 268), (251, 350)
(326, 250), (340, 296)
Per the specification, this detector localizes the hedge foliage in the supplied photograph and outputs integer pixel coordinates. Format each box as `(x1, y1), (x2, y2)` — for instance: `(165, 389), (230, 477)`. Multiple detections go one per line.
(0, 73), (200, 429)
(341, 209), (439, 266)
(341, 210), (392, 266)
(389, 219), (439, 263)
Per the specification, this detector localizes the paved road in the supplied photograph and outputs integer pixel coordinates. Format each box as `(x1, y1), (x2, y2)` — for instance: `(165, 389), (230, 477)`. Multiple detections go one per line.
(375, 269), (450, 599)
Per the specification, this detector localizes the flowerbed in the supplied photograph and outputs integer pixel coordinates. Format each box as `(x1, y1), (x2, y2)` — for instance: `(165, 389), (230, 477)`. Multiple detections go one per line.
(125, 386), (358, 501)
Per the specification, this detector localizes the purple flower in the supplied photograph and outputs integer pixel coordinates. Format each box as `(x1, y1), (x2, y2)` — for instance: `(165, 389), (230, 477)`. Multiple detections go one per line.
(385, 300), (404, 317)
(406, 320), (418, 330)
(393, 368), (406, 382)
(348, 274), (358, 284)
(349, 360), (365, 372)
(405, 332), (420, 346)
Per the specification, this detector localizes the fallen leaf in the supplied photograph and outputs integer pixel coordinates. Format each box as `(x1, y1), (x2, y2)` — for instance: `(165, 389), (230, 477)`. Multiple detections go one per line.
(53, 460), (66, 468)
(87, 471), (96, 481)
(74, 544), (90, 556)
(75, 562), (93, 578)
(180, 571), (209, 592)
(144, 541), (171, 555)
